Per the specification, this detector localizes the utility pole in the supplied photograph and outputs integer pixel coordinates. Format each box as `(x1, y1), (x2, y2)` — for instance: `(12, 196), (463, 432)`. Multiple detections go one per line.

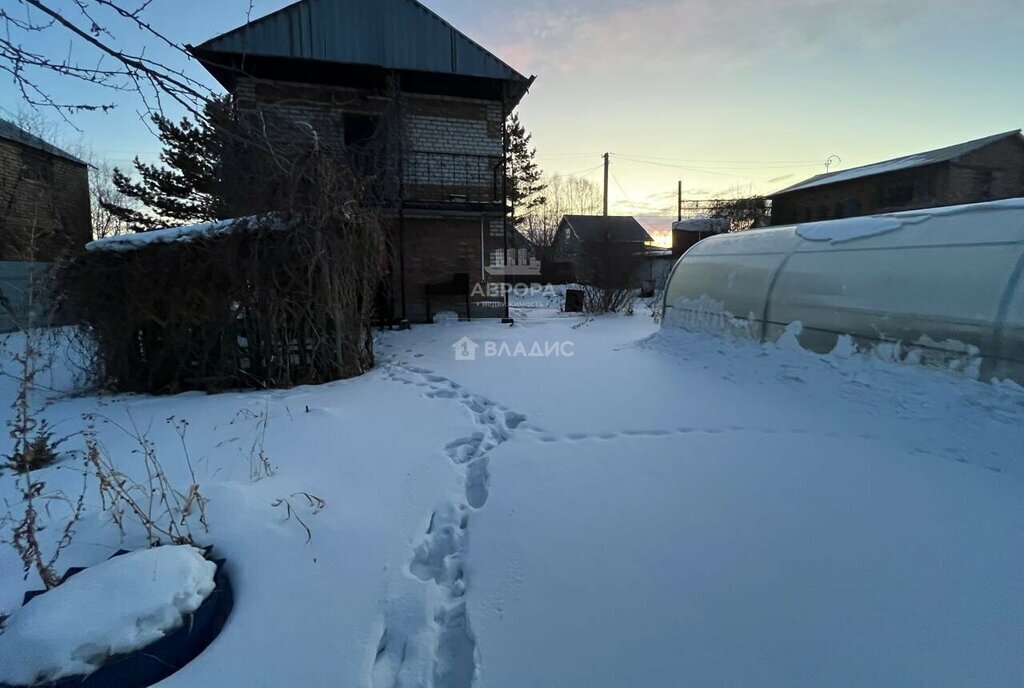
(677, 180), (683, 222)
(603, 152), (610, 217)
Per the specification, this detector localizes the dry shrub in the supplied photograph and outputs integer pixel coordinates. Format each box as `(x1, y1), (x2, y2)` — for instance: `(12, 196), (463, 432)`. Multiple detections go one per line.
(55, 152), (387, 394)
(576, 239), (643, 314)
(83, 413), (207, 547)
(5, 420), (63, 474)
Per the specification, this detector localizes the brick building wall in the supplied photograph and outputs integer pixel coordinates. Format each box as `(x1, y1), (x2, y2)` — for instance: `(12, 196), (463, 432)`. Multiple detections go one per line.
(944, 136), (1024, 206)
(393, 215), (506, 322)
(0, 139), (91, 261)
(235, 77), (503, 203)
(772, 137), (1024, 226)
(233, 76), (510, 322)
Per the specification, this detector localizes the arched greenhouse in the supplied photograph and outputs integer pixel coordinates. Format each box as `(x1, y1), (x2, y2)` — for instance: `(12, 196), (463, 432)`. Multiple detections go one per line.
(662, 198), (1024, 383)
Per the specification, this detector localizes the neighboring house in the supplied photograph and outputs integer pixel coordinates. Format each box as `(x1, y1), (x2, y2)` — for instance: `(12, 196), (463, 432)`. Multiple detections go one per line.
(189, 0), (534, 323)
(551, 215), (654, 287)
(0, 119), (91, 331)
(0, 119), (91, 261)
(769, 130), (1024, 226)
(553, 215), (653, 259)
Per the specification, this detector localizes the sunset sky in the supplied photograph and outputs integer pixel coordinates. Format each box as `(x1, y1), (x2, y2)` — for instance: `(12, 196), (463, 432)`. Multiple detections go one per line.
(3, 0), (1023, 236)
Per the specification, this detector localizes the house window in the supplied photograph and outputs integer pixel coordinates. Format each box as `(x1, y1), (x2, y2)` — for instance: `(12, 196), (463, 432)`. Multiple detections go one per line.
(489, 249), (505, 267)
(845, 198), (863, 216)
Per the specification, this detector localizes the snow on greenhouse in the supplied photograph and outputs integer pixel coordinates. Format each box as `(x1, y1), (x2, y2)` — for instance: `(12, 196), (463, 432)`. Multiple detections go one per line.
(663, 197), (1024, 383)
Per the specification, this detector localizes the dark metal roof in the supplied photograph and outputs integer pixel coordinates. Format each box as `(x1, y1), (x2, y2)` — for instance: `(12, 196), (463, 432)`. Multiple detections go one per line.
(560, 215), (654, 243)
(192, 0), (531, 98)
(772, 130), (1024, 197)
(0, 119), (88, 166)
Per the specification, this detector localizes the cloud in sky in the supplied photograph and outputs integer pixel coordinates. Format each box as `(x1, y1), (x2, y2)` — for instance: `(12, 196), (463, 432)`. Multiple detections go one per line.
(475, 0), (1014, 78)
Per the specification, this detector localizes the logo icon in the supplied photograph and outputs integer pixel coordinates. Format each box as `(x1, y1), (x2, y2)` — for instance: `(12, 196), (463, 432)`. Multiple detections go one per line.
(453, 337), (479, 361)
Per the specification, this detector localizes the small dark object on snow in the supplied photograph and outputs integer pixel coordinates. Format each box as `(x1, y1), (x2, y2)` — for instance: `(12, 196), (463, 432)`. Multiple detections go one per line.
(564, 289), (584, 313)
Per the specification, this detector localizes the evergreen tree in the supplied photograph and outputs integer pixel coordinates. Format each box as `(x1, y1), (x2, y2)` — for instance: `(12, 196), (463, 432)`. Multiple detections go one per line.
(504, 114), (546, 227)
(102, 96), (233, 230)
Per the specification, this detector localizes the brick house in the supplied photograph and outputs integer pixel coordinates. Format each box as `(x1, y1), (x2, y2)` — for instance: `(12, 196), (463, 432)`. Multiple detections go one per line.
(189, 0), (534, 323)
(0, 119), (91, 261)
(769, 130), (1024, 226)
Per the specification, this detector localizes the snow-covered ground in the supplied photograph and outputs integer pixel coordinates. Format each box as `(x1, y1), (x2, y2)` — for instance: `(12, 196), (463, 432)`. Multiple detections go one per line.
(0, 306), (1021, 687)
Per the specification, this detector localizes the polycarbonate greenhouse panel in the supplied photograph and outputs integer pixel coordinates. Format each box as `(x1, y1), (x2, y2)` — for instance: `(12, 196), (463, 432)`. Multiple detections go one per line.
(663, 198), (1024, 383)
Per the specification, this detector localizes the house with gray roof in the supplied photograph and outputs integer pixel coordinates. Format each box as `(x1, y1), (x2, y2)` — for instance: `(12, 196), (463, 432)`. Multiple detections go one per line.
(555, 215), (653, 249)
(189, 0), (535, 323)
(551, 215), (655, 286)
(769, 130), (1024, 226)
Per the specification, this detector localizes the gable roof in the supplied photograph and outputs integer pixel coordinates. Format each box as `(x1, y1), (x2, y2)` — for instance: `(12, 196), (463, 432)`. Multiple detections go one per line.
(560, 215), (653, 243)
(771, 130), (1024, 197)
(192, 0), (529, 89)
(0, 119), (87, 166)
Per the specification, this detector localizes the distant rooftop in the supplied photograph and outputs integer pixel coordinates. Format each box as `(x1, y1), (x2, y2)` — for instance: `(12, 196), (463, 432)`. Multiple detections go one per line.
(0, 119), (87, 166)
(772, 130), (1023, 196)
(560, 215), (654, 244)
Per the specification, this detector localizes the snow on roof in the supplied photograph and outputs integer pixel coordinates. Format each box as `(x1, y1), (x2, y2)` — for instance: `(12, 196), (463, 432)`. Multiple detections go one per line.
(772, 130), (1023, 196)
(86, 216), (283, 253)
(672, 218), (730, 234)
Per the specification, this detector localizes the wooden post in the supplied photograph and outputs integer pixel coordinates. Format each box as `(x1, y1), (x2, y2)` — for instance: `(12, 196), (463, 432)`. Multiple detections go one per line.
(677, 180), (682, 222)
(603, 152), (610, 216)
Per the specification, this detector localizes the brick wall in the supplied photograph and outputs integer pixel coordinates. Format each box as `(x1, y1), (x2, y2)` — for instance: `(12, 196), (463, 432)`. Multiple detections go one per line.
(391, 215), (507, 322)
(945, 136), (1024, 205)
(771, 137), (1024, 226)
(235, 77), (503, 203)
(0, 139), (91, 261)
(233, 77), (511, 322)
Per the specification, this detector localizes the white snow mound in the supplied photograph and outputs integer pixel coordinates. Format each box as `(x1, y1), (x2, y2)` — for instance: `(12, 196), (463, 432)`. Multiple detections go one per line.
(0, 545), (216, 686)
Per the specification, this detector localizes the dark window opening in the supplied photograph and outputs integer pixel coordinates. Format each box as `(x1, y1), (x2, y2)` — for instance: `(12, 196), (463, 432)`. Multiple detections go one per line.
(343, 113), (380, 148)
(845, 198), (862, 216)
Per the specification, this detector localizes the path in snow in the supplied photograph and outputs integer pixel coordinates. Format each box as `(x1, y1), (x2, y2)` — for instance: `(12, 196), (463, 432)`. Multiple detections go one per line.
(372, 364), (526, 688)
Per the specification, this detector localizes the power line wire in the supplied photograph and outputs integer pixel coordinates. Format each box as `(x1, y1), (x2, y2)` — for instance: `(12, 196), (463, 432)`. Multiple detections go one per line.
(610, 169), (632, 205)
(615, 155), (819, 175)
(610, 152), (823, 165)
